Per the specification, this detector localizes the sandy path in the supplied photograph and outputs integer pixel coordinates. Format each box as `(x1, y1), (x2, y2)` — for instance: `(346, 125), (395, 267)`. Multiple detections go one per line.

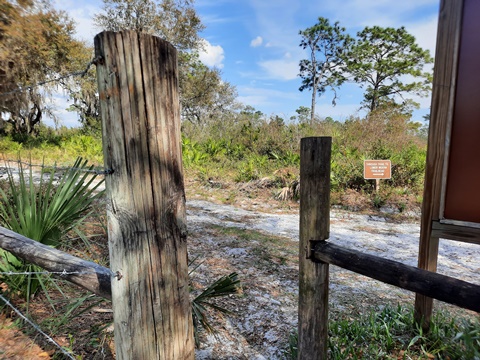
(186, 200), (480, 359)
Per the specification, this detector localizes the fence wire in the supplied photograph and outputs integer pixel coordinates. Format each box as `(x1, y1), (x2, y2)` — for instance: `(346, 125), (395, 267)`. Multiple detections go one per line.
(0, 158), (113, 176)
(0, 293), (77, 360)
(0, 56), (102, 98)
(0, 270), (98, 276)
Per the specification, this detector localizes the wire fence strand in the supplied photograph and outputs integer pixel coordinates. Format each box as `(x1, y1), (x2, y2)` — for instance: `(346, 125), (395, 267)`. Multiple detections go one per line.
(0, 270), (99, 276)
(0, 57), (102, 98)
(0, 293), (77, 360)
(0, 158), (113, 175)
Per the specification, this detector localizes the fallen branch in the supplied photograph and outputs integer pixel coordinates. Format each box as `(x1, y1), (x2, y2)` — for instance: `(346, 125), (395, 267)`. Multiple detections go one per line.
(0, 225), (112, 300)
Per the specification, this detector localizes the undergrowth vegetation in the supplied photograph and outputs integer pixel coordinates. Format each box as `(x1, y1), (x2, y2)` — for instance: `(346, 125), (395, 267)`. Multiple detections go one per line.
(0, 154), (241, 355)
(0, 158), (104, 305)
(0, 103), (428, 212)
(0, 125), (103, 165)
(181, 104), (427, 212)
(289, 305), (480, 359)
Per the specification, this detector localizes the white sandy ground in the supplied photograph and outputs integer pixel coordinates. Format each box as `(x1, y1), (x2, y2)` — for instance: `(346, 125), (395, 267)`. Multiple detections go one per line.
(186, 200), (480, 360)
(2, 165), (478, 358)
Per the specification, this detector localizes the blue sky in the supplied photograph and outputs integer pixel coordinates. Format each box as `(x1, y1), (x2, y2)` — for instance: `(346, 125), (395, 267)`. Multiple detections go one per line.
(52, 0), (440, 127)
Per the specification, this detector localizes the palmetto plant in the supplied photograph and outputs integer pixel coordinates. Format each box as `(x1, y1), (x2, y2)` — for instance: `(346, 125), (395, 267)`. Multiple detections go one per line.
(0, 157), (104, 303)
(190, 257), (240, 346)
(182, 137), (209, 167)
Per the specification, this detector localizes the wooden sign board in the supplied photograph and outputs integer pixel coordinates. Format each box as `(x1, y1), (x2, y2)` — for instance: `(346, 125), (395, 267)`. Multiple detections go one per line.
(442, 0), (480, 225)
(364, 160), (391, 179)
(422, 0), (480, 233)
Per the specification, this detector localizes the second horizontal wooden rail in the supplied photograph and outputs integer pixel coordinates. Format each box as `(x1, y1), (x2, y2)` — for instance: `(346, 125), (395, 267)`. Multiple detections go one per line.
(312, 241), (480, 313)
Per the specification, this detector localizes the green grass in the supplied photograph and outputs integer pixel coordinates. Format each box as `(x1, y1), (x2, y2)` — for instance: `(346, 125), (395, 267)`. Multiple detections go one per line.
(288, 305), (480, 359)
(0, 131), (103, 166)
(0, 122), (427, 215)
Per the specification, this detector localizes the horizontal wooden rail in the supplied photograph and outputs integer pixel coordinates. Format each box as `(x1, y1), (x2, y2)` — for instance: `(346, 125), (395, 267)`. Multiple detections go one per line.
(0, 225), (113, 300)
(431, 220), (480, 246)
(313, 241), (480, 313)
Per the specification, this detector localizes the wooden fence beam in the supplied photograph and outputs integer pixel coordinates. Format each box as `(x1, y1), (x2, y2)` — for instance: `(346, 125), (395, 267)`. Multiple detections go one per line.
(95, 31), (194, 360)
(0, 226), (112, 300)
(298, 137), (331, 360)
(313, 241), (480, 313)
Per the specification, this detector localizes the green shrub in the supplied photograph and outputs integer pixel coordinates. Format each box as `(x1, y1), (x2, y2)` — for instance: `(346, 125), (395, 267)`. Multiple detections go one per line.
(191, 271), (240, 347)
(390, 143), (426, 190)
(0, 136), (23, 152)
(182, 137), (209, 167)
(235, 159), (260, 182)
(0, 157), (104, 303)
(61, 135), (103, 162)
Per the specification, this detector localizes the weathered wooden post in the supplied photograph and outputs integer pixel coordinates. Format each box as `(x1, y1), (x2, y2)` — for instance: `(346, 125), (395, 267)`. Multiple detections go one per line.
(414, 0), (464, 330)
(298, 137), (331, 359)
(94, 31), (194, 359)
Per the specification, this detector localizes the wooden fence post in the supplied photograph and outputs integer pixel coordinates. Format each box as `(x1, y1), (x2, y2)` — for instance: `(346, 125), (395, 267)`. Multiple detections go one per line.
(414, 0), (464, 330)
(298, 137), (331, 360)
(94, 31), (194, 359)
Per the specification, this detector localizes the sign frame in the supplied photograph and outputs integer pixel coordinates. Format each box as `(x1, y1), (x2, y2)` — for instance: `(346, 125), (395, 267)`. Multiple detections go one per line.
(415, 0), (480, 328)
(363, 160), (391, 180)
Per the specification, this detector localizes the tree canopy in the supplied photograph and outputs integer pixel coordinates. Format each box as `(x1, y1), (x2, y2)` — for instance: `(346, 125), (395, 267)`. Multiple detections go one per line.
(94, 0), (204, 52)
(91, 0), (239, 128)
(298, 20), (433, 117)
(179, 54), (239, 124)
(345, 26), (433, 112)
(0, 0), (89, 134)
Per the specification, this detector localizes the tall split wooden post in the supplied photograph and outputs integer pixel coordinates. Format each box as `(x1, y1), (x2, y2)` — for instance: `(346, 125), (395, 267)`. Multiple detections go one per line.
(94, 31), (194, 359)
(298, 137), (331, 359)
(414, 0), (463, 330)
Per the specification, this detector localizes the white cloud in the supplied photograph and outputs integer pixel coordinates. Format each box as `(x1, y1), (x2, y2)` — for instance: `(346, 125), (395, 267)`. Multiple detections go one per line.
(44, 94), (81, 128)
(250, 36), (263, 47)
(198, 40), (225, 68)
(236, 85), (364, 120)
(237, 85), (302, 114)
(406, 15), (438, 56)
(258, 59), (299, 81)
(247, 0), (302, 52)
(71, 7), (101, 43)
(53, 1), (100, 43)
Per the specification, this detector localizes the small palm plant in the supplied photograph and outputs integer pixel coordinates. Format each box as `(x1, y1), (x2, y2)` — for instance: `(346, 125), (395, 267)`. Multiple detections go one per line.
(0, 157), (104, 304)
(190, 257), (240, 346)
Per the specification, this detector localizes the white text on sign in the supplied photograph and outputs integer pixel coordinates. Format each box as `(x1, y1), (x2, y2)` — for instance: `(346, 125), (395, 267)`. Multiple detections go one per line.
(364, 160), (392, 179)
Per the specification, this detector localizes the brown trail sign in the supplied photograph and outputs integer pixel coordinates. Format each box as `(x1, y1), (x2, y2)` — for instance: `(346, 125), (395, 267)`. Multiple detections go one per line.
(364, 160), (391, 191)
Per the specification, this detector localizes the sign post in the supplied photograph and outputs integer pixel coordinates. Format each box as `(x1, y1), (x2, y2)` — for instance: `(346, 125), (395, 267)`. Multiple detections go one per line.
(364, 160), (391, 191)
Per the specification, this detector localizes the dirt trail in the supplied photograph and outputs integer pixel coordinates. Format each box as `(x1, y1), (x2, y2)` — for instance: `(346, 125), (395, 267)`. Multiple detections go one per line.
(186, 200), (480, 359)
(187, 199), (479, 284)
